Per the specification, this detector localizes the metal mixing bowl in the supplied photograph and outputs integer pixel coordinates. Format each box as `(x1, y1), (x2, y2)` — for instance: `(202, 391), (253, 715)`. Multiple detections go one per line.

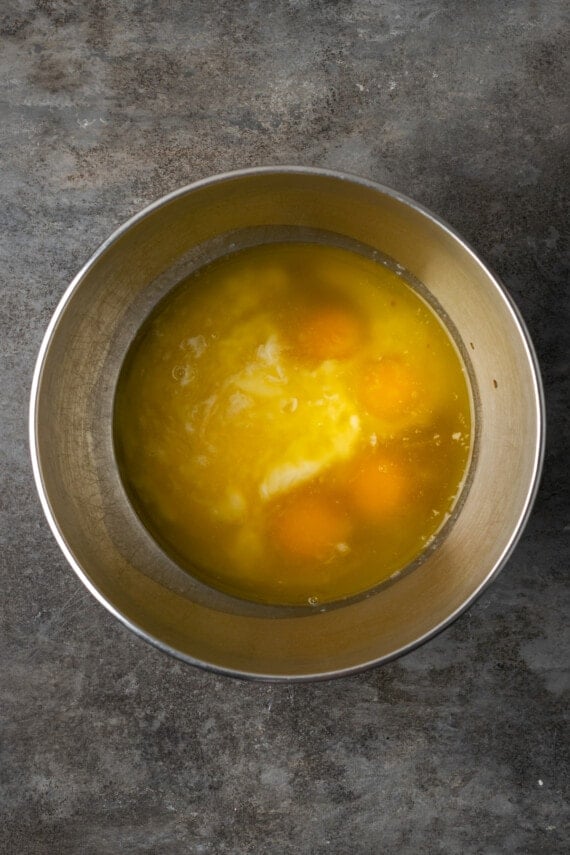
(30, 167), (544, 680)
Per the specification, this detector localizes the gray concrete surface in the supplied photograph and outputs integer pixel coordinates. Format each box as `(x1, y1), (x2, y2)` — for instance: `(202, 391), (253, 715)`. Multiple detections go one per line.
(1, 1), (568, 853)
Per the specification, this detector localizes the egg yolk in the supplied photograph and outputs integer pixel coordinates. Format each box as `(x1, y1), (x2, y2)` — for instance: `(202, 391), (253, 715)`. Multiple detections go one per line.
(359, 358), (420, 420)
(271, 492), (351, 560)
(349, 456), (409, 520)
(294, 306), (362, 361)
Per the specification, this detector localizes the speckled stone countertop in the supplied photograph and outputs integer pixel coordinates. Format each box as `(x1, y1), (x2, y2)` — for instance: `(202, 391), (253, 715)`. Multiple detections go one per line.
(1, 2), (568, 853)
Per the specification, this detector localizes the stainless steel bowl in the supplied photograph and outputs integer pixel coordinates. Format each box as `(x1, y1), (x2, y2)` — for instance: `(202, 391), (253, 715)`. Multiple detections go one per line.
(30, 167), (545, 680)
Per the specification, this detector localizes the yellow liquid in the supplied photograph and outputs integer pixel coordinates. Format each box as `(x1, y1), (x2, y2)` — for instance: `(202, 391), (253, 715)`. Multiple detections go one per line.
(115, 243), (472, 605)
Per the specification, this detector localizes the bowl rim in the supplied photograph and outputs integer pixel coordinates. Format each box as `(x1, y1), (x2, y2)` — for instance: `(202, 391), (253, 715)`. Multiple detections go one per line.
(29, 165), (546, 681)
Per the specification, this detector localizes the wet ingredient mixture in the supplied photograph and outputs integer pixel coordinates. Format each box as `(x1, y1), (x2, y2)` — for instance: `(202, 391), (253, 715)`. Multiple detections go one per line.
(114, 242), (472, 605)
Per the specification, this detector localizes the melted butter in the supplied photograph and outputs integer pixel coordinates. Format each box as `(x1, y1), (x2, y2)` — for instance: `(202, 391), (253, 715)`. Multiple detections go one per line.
(115, 242), (472, 605)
